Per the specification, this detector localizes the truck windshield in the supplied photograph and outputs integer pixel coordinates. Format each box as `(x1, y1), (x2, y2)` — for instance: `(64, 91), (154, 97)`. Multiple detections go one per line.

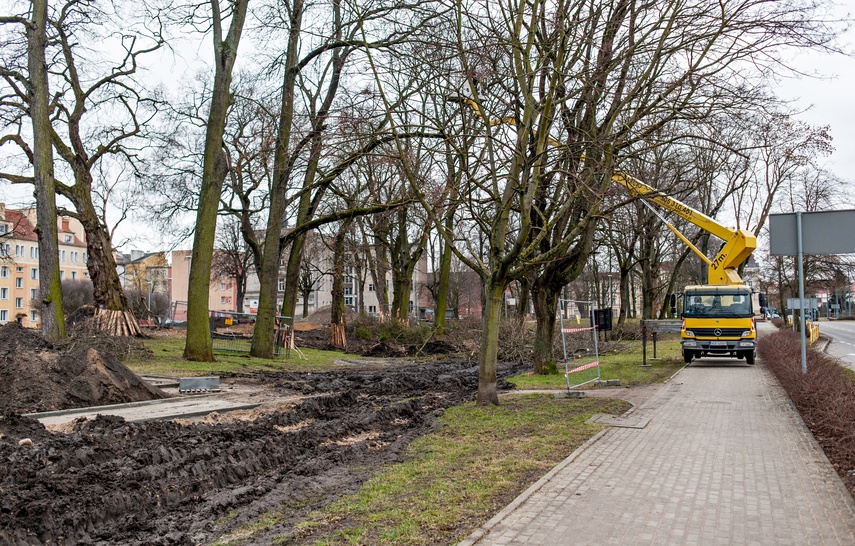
(683, 293), (752, 318)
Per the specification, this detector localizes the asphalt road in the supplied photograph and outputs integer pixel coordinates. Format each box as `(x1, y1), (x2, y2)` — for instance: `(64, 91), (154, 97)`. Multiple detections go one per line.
(816, 320), (855, 371)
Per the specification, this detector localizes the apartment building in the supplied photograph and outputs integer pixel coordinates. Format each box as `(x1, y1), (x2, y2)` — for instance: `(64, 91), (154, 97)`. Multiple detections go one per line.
(243, 244), (429, 320)
(0, 203), (89, 326)
(169, 250), (238, 320)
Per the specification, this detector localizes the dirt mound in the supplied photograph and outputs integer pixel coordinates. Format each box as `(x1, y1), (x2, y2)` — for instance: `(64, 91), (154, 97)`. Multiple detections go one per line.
(0, 322), (167, 414)
(296, 305), (358, 325)
(0, 359), (527, 545)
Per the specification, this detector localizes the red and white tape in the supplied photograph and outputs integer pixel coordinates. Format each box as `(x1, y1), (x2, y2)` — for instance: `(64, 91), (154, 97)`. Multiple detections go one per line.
(566, 361), (599, 374)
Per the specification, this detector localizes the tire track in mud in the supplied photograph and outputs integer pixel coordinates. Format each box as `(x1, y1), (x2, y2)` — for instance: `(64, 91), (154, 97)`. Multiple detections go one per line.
(0, 360), (526, 545)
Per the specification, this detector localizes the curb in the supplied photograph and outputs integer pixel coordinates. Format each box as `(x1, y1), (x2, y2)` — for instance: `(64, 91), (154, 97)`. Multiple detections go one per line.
(457, 427), (611, 546)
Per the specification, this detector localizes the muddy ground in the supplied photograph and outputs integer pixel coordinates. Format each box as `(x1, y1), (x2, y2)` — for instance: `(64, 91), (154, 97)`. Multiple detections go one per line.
(0, 324), (531, 545)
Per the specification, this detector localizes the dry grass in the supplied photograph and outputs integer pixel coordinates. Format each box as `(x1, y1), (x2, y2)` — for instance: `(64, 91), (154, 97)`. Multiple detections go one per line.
(758, 330), (855, 497)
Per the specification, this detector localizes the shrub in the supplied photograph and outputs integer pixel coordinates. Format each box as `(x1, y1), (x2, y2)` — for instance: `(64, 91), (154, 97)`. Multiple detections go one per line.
(758, 330), (855, 497)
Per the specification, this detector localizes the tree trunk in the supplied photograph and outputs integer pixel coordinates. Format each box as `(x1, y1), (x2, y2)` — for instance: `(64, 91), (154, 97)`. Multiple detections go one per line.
(252, 0), (302, 359)
(59, 188), (141, 336)
(433, 241), (452, 335)
(531, 282), (558, 374)
(477, 280), (505, 405)
(301, 287), (311, 318)
(330, 222), (349, 349)
(618, 268), (631, 324)
(184, 0), (249, 361)
(28, 0), (65, 342)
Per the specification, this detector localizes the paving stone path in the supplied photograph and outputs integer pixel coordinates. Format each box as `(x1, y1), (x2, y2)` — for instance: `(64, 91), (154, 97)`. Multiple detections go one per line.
(463, 339), (855, 545)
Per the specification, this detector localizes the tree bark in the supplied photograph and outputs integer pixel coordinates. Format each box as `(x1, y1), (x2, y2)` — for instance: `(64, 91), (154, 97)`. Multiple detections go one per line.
(252, 0), (303, 358)
(477, 280), (505, 405)
(530, 281), (558, 375)
(329, 221), (350, 349)
(185, 0), (249, 361)
(28, 0), (65, 342)
(433, 239), (453, 335)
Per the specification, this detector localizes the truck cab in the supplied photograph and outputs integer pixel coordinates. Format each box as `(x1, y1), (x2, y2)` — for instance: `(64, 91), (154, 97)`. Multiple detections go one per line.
(680, 285), (756, 365)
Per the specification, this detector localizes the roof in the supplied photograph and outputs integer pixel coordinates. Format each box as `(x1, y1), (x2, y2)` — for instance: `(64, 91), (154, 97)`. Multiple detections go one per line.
(3, 209), (38, 242)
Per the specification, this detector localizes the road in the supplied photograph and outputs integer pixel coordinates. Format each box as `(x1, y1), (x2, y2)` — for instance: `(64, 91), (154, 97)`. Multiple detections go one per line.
(816, 320), (855, 371)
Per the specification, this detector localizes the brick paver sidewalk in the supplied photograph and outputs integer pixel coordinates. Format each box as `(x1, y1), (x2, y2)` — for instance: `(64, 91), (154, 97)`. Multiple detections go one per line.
(462, 347), (855, 545)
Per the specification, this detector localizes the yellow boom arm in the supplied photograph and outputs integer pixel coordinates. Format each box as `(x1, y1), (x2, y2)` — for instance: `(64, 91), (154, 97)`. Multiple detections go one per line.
(611, 171), (756, 285)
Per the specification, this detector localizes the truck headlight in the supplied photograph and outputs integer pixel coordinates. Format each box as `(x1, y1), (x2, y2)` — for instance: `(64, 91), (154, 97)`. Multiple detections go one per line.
(683, 340), (698, 347)
(685, 330), (695, 337)
(739, 341), (755, 347)
(741, 330), (752, 337)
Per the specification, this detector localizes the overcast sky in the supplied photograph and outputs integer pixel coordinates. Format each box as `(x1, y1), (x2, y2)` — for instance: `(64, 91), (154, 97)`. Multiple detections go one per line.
(777, 17), (855, 182)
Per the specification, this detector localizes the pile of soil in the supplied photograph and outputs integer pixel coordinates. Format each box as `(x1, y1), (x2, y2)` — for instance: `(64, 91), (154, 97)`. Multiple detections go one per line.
(295, 305), (359, 326)
(0, 358), (528, 545)
(0, 322), (167, 415)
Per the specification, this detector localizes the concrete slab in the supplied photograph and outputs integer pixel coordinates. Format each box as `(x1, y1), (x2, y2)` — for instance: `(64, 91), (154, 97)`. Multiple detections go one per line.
(586, 413), (651, 428)
(26, 396), (261, 427)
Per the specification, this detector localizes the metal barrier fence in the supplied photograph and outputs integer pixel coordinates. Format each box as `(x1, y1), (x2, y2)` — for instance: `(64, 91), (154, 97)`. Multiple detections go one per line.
(558, 298), (600, 389)
(209, 311), (293, 357)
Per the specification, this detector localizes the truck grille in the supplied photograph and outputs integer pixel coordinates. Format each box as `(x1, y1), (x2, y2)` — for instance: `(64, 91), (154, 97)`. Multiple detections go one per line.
(691, 328), (746, 337)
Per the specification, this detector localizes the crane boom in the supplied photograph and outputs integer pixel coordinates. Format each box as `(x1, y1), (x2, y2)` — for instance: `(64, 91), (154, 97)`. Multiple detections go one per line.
(611, 171), (756, 285)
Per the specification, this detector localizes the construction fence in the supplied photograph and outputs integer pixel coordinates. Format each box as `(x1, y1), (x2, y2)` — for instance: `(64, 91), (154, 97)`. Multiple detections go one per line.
(209, 311), (293, 357)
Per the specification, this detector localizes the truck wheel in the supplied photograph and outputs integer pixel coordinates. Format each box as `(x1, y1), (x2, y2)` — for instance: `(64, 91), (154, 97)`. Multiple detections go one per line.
(683, 350), (693, 364)
(745, 351), (755, 365)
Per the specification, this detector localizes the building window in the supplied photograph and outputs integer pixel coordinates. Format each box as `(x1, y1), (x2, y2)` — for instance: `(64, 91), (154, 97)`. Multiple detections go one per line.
(15, 244), (24, 257)
(30, 288), (37, 300)
(71, 271), (77, 280)
(64, 234), (73, 243)
(0, 287), (7, 299)
(15, 297), (24, 308)
(15, 278), (23, 288)
(82, 252), (86, 262)
(221, 296), (226, 304)
(30, 310), (38, 322)
(368, 283), (375, 292)
(278, 277), (285, 291)
(71, 251), (78, 262)
(369, 305), (377, 314)
(31, 268), (38, 279)
(344, 286), (353, 295)
(220, 282), (226, 290)
(0, 266), (6, 278)
(16, 267), (23, 272)
(30, 246), (37, 258)
(1, 243), (9, 256)
(83, 272), (89, 278)
(0, 310), (7, 321)
(60, 250), (66, 261)
(60, 270), (65, 280)
(0, 224), (6, 234)
(345, 296), (353, 307)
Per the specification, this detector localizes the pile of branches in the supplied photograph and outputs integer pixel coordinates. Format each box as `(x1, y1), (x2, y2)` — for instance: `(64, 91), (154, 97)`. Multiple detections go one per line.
(758, 330), (855, 498)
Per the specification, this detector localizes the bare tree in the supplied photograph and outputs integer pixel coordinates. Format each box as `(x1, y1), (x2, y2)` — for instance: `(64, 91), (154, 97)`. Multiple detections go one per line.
(1, 0), (65, 341)
(184, 0), (250, 361)
(2, 0), (167, 336)
(212, 216), (252, 313)
(392, 0), (843, 403)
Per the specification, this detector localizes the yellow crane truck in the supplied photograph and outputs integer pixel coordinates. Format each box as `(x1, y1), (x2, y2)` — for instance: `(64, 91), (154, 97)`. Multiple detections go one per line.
(613, 173), (758, 365)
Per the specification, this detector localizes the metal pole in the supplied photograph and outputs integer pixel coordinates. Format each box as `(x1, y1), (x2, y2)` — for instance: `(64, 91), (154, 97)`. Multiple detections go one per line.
(797, 211), (808, 375)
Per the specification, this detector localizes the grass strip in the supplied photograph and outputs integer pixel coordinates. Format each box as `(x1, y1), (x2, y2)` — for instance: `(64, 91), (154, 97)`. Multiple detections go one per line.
(124, 336), (352, 376)
(217, 394), (630, 545)
(509, 337), (683, 390)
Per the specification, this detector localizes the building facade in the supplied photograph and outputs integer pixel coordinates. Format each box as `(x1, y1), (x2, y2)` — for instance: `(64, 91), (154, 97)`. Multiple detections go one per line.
(169, 250), (238, 320)
(0, 203), (89, 326)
